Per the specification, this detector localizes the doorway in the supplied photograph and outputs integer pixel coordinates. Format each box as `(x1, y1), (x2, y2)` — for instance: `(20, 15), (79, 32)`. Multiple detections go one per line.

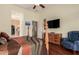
(11, 11), (24, 37)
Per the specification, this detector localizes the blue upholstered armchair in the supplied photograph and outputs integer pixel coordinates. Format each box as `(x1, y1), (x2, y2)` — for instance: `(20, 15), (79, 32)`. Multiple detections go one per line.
(61, 31), (79, 51)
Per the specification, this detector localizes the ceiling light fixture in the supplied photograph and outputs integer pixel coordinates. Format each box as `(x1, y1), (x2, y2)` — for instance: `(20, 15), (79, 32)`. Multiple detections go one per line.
(33, 4), (45, 9)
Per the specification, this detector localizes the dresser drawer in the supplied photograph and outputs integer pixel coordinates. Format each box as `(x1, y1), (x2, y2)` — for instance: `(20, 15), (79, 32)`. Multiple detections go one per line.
(54, 39), (59, 42)
(49, 33), (62, 45)
(53, 40), (60, 45)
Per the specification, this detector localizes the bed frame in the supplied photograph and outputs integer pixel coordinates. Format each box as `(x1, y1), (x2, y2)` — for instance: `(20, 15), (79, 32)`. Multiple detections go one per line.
(44, 19), (49, 54)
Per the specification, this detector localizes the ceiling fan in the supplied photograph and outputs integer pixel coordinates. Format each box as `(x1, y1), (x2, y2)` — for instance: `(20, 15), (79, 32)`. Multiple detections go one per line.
(33, 4), (45, 9)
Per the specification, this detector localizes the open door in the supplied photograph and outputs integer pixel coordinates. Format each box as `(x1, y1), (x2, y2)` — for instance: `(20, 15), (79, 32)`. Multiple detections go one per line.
(11, 19), (20, 36)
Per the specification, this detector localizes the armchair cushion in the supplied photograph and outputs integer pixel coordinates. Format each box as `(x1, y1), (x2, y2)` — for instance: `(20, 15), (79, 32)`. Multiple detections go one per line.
(61, 38), (74, 50)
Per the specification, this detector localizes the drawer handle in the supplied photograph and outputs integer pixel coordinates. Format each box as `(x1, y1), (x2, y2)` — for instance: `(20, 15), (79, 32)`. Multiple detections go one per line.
(54, 40), (58, 42)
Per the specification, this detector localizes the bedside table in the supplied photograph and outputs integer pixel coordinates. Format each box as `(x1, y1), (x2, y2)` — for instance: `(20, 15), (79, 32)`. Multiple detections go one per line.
(49, 33), (62, 45)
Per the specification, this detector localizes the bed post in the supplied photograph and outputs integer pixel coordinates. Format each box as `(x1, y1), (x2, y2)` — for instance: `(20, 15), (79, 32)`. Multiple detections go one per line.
(44, 19), (49, 54)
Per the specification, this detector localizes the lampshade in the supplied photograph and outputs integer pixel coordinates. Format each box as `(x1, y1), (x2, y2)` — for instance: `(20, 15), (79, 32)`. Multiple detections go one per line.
(25, 21), (30, 26)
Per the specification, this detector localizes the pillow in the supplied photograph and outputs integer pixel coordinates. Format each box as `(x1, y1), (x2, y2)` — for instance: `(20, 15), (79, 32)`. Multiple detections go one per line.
(0, 32), (9, 39)
(0, 32), (10, 42)
(0, 37), (7, 45)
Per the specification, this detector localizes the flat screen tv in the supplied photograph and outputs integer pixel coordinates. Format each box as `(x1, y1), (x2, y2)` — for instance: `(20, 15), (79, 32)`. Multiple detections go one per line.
(47, 19), (60, 28)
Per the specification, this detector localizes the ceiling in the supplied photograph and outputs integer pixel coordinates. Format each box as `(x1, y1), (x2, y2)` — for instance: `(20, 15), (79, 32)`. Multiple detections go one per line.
(16, 4), (79, 13)
(16, 4), (52, 12)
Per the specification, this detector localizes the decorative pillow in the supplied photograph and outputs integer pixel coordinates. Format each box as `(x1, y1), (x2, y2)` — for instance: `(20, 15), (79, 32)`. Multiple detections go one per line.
(0, 37), (7, 45)
(0, 32), (9, 39)
(0, 32), (10, 42)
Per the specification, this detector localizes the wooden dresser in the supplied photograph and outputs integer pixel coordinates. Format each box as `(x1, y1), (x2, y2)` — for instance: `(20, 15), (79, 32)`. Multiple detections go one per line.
(49, 33), (62, 45)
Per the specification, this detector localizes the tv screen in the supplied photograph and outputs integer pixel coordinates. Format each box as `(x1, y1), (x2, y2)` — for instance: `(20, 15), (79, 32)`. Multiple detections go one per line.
(47, 19), (60, 28)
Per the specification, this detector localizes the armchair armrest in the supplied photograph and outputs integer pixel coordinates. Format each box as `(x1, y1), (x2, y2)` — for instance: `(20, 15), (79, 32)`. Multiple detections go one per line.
(61, 38), (69, 42)
(73, 40), (79, 51)
(60, 38), (69, 45)
(74, 40), (79, 45)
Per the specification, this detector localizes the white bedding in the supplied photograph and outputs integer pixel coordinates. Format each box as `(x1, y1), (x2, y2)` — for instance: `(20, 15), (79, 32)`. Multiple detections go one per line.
(18, 46), (22, 55)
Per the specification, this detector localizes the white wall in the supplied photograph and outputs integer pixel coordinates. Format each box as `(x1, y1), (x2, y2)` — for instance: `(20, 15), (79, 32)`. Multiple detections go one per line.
(0, 4), (39, 36)
(1, 4), (79, 38)
(38, 4), (79, 38)
(0, 5), (11, 35)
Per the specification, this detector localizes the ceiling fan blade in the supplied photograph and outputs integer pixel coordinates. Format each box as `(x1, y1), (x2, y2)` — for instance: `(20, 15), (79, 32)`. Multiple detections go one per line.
(33, 5), (36, 9)
(39, 4), (45, 8)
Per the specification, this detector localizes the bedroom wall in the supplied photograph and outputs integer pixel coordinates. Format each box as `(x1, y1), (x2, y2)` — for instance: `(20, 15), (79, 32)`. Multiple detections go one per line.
(1, 4), (79, 38)
(38, 4), (79, 38)
(0, 4), (39, 36)
(0, 5), (11, 35)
